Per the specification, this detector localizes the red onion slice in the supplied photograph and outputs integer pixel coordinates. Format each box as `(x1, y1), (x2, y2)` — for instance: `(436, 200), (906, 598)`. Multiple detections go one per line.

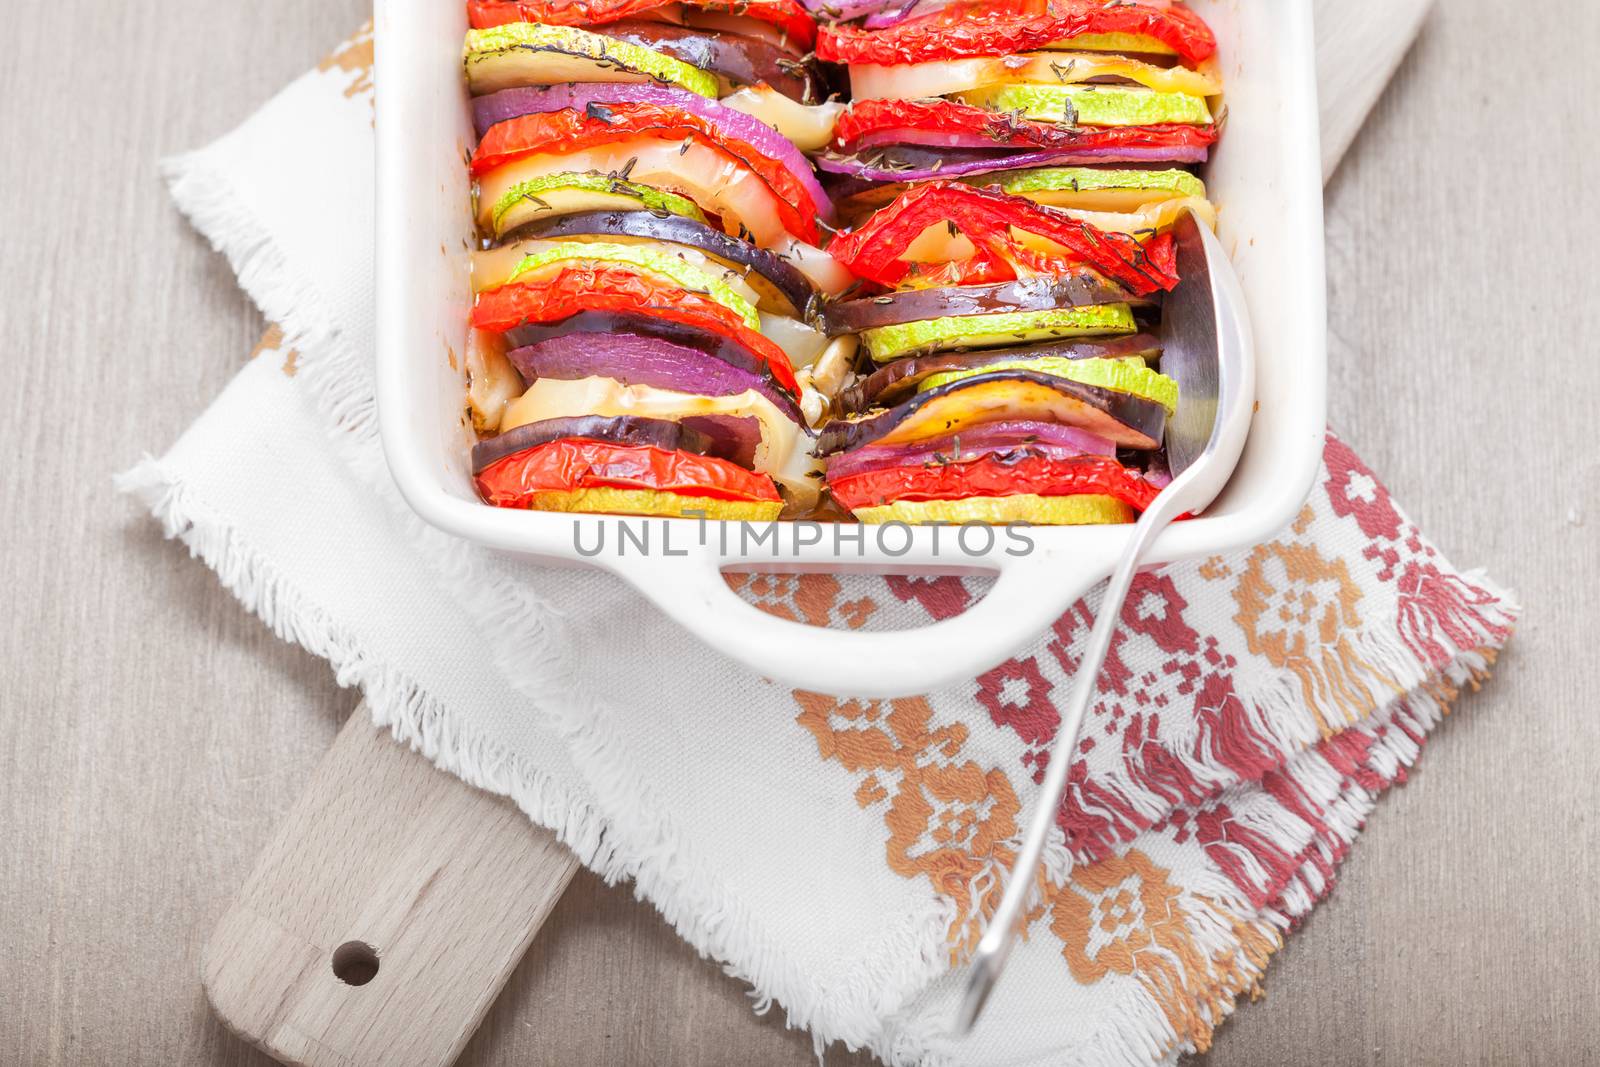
(502, 315), (806, 422)
(862, 0), (957, 30)
(471, 84), (834, 222)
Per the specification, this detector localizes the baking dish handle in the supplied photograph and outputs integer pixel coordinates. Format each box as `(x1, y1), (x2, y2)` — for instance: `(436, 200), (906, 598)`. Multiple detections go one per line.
(613, 543), (1119, 699)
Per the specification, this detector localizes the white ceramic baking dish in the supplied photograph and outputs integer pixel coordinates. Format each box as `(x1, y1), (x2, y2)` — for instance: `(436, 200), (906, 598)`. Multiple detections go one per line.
(374, 0), (1326, 698)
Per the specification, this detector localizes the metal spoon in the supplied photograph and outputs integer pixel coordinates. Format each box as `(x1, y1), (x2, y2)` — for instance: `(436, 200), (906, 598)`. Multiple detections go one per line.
(953, 210), (1256, 1035)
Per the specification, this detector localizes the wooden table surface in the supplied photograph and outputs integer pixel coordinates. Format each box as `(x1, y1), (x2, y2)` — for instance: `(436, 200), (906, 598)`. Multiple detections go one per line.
(3, 2), (1597, 1065)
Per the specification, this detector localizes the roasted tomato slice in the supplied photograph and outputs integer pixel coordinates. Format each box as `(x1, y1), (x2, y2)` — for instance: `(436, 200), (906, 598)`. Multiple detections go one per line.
(827, 452), (1162, 513)
(818, 0), (1216, 67)
(834, 98), (1218, 156)
(824, 180), (1178, 292)
(472, 104), (821, 243)
(469, 0), (817, 51)
(471, 265), (801, 397)
(476, 438), (782, 507)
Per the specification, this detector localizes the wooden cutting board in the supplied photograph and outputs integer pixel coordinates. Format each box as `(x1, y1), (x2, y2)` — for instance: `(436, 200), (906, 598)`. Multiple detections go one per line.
(202, 3), (1433, 1063)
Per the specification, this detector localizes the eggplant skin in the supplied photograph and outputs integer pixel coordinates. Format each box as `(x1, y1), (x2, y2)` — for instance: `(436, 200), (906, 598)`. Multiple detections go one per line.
(497, 211), (818, 320)
(601, 21), (827, 104)
(837, 334), (1162, 414)
(471, 415), (717, 474)
(819, 275), (1142, 336)
(817, 370), (1167, 455)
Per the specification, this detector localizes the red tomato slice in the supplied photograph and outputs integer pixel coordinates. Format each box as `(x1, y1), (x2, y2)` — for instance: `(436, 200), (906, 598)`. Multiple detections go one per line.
(818, 0), (1216, 67)
(476, 438), (782, 506)
(471, 264), (802, 397)
(471, 105), (820, 244)
(824, 180), (1178, 293)
(468, 0), (816, 51)
(827, 453), (1162, 513)
(835, 98), (1219, 155)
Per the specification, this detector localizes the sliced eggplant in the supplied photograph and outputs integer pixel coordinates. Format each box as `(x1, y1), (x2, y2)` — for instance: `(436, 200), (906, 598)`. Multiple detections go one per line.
(471, 415), (718, 473)
(838, 333), (1161, 413)
(956, 85), (1213, 128)
(817, 370), (1167, 454)
(816, 142), (1209, 184)
(820, 274), (1142, 335)
(602, 20), (827, 103)
(824, 420), (1118, 481)
(677, 414), (763, 470)
(499, 211), (818, 319)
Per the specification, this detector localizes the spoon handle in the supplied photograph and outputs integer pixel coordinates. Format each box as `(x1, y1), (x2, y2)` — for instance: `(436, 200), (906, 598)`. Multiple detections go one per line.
(954, 485), (1192, 1034)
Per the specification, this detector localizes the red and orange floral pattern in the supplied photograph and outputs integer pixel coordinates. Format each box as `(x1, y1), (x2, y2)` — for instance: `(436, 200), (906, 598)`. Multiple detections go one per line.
(741, 433), (1516, 1057)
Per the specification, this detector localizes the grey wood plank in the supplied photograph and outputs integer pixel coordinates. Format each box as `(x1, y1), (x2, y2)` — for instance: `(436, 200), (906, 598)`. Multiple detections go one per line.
(1315, 0), (1435, 181)
(1, 2), (1595, 1067)
(1201, 2), (1600, 1063)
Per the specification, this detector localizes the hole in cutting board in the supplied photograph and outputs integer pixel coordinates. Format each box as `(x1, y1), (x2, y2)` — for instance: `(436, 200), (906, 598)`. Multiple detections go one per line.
(331, 941), (380, 986)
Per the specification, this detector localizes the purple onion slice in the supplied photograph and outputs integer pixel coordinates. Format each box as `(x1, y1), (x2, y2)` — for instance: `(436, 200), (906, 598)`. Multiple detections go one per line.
(507, 327), (807, 427)
(797, 0), (900, 20)
(861, 0), (958, 29)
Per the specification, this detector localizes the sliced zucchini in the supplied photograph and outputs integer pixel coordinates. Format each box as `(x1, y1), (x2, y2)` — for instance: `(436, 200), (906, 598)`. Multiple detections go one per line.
(957, 84), (1213, 127)
(991, 167), (1207, 212)
(853, 494), (1135, 525)
(489, 172), (708, 236)
(524, 488), (783, 522)
(1050, 32), (1178, 56)
(863, 305), (1136, 363)
(919, 356), (1178, 413)
(464, 23), (719, 99)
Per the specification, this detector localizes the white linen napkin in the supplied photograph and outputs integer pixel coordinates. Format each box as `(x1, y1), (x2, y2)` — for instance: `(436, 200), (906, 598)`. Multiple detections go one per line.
(121, 25), (1518, 1066)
